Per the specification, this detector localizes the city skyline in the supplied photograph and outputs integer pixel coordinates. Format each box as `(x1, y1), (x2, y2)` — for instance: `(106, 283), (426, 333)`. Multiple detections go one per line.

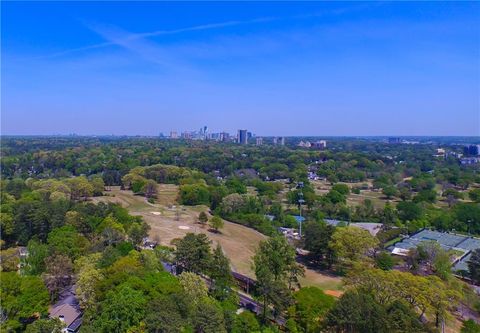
(2, 2), (479, 136)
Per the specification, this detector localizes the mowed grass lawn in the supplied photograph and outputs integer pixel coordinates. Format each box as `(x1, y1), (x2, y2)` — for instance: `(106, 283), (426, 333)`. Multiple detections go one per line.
(92, 185), (343, 291)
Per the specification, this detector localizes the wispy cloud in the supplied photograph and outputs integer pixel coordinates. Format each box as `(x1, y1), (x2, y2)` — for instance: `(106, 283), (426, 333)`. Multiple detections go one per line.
(37, 2), (373, 60)
(39, 16), (277, 60)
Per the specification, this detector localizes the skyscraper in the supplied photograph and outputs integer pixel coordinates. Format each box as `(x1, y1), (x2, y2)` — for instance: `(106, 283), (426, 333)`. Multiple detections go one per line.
(220, 132), (230, 142)
(256, 137), (263, 146)
(274, 137), (285, 145)
(238, 129), (248, 144)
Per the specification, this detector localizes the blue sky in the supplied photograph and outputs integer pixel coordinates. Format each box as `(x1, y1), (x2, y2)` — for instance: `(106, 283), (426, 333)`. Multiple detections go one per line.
(2, 1), (479, 136)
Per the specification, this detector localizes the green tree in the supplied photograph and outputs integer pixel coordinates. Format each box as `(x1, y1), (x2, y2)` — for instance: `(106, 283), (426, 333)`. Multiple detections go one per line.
(175, 233), (212, 274)
(413, 189), (437, 203)
(290, 287), (335, 333)
(209, 244), (234, 300)
(198, 211), (209, 226)
(325, 190), (346, 204)
(326, 289), (427, 333)
(0, 212), (14, 242)
(42, 254), (73, 301)
(397, 201), (422, 222)
(225, 177), (247, 194)
(209, 215), (224, 233)
(142, 179), (158, 199)
(90, 176), (105, 196)
(131, 178), (147, 194)
(98, 214), (126, 246)
(382, 185), (398, 199)
(303, 221), (335, 267)
(24, 239), (49, 275)
(128, 222), (149, 246)
(381, 203), (398, 225)
(468, 189), (480, 203)
(67, 176), (94, 201)
(253, 236), (304, 320)
(344, 268), (460, 329)
(178, 184), (211, 205)
(75, 254), (103, 310)
(468, 249), (480, 284)
(433, 249), (452, 280)
(145, 295), (186, 333)
(193, 298), (227, 333)
(47, 225), (89, 260)
(0, 247), (19, 272)
(178, 271), (209, 307)
(25, 318), (65, 333)
(324, 290), (390, 333)
(64, 211), (86, 233)
(0, 273), (50, 331)
(332, 183), (350, 195)
(329, 226), (379, 264)
(232, 311), (260, 333)
(375, 252), (396, 270)
(461, 319), (480, 333)
(94, 285), (147, 333)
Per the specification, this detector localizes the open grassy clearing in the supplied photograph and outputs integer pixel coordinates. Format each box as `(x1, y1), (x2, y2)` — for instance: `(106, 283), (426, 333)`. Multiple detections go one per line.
(310, 179), (480, 211)
(299, 269), (343, 291)
(311, 179), (390, 209)
(92, 186), (342, 291)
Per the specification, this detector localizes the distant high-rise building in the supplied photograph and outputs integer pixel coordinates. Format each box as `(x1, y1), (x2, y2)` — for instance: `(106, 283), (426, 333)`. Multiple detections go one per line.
(464, 145), (480, 156)
(238, 129), (248, 144)
(312, 140), (327, 150)
(388, 137), (402, 144)
(298, 140), (312, 148)
(256, 137), (263, 146)
(273, 137), (285, 145)
(170, 131), (178, 139)
(220, 132), (230, 142)
(181, 131), (192, 139)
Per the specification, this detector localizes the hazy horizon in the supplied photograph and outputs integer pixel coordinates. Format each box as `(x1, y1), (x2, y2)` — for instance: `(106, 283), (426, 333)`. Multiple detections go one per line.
(2, 2), (479, 136)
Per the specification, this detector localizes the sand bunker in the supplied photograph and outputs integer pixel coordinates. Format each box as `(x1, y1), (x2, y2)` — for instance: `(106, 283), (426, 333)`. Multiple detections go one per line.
(151, 212), (161, 215)
(178, 226), (190, 230)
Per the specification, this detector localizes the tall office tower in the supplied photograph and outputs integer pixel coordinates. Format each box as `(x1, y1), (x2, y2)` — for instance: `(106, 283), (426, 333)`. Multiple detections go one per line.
(256, 137), (263, 146)
(273, 137), (278, 145)
(181, 132), (193, 139)
(237, 129), (248, 144)
(465, 145), (480, 156)
(312, 140), (327, 150)
(221, 132), (230, 142)
(170, 131), (178, 139)
(279, 137), (285, 145)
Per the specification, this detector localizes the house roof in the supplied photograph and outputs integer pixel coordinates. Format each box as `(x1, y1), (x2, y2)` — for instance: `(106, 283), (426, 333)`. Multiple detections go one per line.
(389, 229), (480, 274)
(49, 303), (81, 327)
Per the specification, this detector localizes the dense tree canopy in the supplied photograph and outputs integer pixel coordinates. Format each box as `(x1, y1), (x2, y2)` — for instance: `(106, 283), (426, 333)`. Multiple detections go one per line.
(1, 137), (479, 332)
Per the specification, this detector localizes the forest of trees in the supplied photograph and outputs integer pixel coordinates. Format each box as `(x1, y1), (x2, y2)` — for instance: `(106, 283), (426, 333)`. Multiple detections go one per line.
(1, 136), (480, 332)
